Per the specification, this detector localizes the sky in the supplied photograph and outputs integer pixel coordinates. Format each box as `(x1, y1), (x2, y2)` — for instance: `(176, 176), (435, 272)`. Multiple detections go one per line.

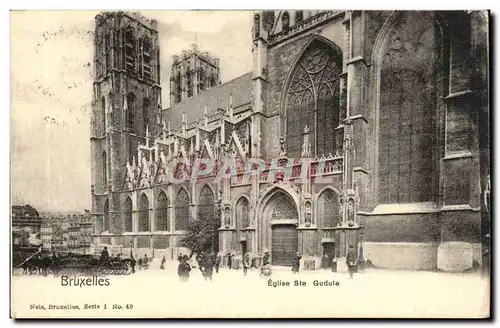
(10, 10), (253, 212)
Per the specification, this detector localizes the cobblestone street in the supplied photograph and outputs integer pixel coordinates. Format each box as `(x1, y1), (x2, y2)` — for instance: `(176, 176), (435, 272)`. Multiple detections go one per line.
(11, 262), (490, 318)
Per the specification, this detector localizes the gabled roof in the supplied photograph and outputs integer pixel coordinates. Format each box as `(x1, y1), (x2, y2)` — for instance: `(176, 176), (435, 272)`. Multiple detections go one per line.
(164, 72), (252, 131)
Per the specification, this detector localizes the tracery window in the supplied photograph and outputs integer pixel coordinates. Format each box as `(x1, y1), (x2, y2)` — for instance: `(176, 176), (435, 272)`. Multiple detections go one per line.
(318, 190), (340, 228)
(378, 12), (438, 204)
(155, 191), (169, 231)
(138, 194), (150, 232)
(197, 185), (214, 221)
(270, 192), (298, 221)
(124, 197), (133, 232)
(285, 40), (342, 157)
(175, 188), (190, 231)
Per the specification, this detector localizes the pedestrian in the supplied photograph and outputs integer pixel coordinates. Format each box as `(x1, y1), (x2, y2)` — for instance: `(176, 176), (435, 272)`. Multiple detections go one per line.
(322, 253), (329, 271)
(260, 251), (272, 277)
(130, 255), (136, 273)
(243, 252), (250, 276)
(346, 245), (357, 279)
(100, 246), (109, 264)
(262, 250), (271, 266)
(292, 252), (302, 274)
(214, 252), (221, 274)
(203, 256), (214, 281)
(227, 252), (233, 270)
(177, 258), (191, 282)
(197, 253), (205, 274)
(160, 255), (166, 270)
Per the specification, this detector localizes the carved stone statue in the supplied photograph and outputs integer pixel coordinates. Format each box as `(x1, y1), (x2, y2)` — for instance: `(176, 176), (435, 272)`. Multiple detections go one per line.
(305, 212), (312, 225)
(279, 135), (287, 157)
(224, 207), (231, 227)
(139, 171), (149, 188)
(347, 199), (355, 223)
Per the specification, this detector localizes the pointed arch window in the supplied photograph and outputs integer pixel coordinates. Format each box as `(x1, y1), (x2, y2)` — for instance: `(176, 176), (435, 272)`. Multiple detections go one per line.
(156, 48), (161, 83)
(175, 188), (190, 231)
(126, 93), (136, 133)
(142, 37), (152, 79)
(378, 12), (439, 204)
(155, 191), (169, 231)
(282, 11), (290, 30)
(198, 185), (214, 221)
(104, 32), (111, 72)
(124, 197), (133, 232)
(125, 27), (136, 73)
(295, 11), (304, 24)
(236, 197), (250, 229)
(101, 96), (106, 136)
(318, 190), (340, 228)
(103, 199), (109, 232)
(285, 40), (342, 157)
(138, 194), (150, 232)
(102, 151), (107, 188)
(143, 98), (150, 136)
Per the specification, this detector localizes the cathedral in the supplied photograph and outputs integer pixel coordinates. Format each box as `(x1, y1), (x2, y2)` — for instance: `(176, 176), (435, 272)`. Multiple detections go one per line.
(90, 11), (490, 271)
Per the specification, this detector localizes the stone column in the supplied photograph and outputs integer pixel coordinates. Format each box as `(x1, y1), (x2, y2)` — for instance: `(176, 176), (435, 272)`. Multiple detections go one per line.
(250, 11), (270, 158)
(438, 12), (484, 272)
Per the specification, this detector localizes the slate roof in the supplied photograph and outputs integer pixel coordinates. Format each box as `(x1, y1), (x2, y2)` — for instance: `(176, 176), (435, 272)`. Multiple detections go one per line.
(163, 72), (252, 131)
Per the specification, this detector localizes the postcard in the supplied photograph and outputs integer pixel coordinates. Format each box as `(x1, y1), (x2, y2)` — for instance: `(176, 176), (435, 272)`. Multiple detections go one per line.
(10, 9), (491, 319)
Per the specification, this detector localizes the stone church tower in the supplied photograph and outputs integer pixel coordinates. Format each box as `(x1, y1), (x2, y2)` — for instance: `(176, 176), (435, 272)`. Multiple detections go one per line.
(90, 12), (162, 243)
(169, 44), (221, 105)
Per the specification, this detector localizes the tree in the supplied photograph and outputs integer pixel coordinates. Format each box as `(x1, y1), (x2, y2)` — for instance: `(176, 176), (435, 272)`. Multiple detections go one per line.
(181, 209), (220, 256)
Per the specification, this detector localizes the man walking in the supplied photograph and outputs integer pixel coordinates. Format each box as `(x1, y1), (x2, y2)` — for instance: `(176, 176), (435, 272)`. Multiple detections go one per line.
(160, 255), (166, 270)
(346, 245), (357, 279)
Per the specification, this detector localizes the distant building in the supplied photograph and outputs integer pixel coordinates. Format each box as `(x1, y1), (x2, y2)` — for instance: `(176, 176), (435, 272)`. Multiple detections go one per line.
(12, 204), (42, 267)
(40, 218), (53, 250)
(12, 205), (42, 247)
(38, 211), (93, 253)
(170, 44), (221, 105)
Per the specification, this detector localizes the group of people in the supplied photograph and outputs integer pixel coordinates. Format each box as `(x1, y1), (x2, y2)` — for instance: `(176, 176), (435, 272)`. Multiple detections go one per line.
(99, 245), (360, 280)
(321, 245), (360, 279)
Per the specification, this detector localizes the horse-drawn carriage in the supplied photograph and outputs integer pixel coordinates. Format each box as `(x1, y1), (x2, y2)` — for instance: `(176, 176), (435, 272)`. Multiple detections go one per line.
(15, 250), (134, 276)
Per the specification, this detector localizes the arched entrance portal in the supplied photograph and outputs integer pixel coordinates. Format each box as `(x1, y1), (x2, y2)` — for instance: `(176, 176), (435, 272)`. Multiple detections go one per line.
(272, 225), (298, 266)
(264, 191), (299, 267)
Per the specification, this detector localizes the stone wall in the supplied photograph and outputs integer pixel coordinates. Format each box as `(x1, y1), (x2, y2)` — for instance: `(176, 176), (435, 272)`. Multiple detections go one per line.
(363, 242), (439, 270)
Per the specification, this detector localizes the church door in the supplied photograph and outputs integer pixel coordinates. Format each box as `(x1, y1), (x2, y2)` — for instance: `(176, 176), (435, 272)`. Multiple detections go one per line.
(271, 225), (298, 266)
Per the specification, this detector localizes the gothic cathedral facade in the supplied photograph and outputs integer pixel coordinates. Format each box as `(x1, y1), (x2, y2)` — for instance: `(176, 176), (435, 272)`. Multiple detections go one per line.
(91, 11), (490, 271)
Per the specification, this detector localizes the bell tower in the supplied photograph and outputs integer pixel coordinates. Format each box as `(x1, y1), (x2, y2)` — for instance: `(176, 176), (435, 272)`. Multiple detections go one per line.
(90, 11), (162, 239)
